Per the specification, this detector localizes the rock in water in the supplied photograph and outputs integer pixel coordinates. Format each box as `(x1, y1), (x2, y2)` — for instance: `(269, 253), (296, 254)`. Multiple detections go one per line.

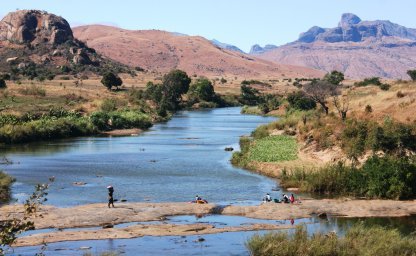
(0, 10), (73, 45)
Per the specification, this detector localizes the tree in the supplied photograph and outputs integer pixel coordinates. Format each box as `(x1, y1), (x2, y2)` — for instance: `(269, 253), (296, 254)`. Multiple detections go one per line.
(188, 78), (216, 102)
(407, 70), (416, 81)
(333, 94), (350, 121)
(303, 80), (339, 115)
(101, 72), (122, 90)
(323, 70), (345, 85)
(240, 85), (262, 106)
(0, 79), (6, 89)
(161, 69), (191, 110)
(287, 91), (316, 110)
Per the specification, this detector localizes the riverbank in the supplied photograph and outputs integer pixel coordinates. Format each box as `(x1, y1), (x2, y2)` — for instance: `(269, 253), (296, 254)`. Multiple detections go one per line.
(0, 171), (14, 203)
(2, 200), (416, 246)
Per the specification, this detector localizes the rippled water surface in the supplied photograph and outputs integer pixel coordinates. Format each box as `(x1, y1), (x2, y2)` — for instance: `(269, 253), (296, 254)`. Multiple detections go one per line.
(3, 107), (277, 206)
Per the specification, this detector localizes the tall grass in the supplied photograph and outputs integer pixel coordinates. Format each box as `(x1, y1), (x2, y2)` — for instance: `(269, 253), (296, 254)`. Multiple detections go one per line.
(281, 156), (416, 199)
(247, 224), (416, 256)
(0, 110), (152, 144)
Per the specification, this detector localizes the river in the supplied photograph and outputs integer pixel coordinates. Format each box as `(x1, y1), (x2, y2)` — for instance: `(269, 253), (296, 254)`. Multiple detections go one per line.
(2, 107), (277, 207)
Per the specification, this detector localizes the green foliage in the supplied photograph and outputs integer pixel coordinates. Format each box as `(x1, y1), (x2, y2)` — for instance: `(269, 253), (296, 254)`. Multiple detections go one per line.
(379, 83), (390, 91)
(143, 82), (163, 103)
(341, 118), (416, 160)
(407, 70), (416, 81)
(1, 181), (51, 255)
(355, 77), (382, 86)
(0, 116), (96, 144)
(323, 70), (344, 85)
(101, 72), (123, 90)
(90, 111), (152, 131)
(0, 79), (6, 89)
(287, 91), (316, 111)
(232, 134), (298, 167)
(188, 78), (216, 102)
(0, 171), (14, 203)
(249, 136), (298, 162)
(241, 80), (271, 88)
(161, 69), (191, 110)
(281, 156), (416, 199)
(100, 98), (118, 112)
(240, 85), (262, 105)
(247, 224), (416, 256)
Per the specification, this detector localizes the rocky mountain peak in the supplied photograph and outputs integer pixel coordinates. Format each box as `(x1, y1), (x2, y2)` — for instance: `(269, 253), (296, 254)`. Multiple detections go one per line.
(338, 13), (361, 27)
(0, 10), (73, 45)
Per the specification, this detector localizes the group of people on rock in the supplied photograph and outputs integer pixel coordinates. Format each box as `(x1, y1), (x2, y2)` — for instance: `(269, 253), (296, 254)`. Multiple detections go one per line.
(106, 185), (295, 207)
(263, 193), (296, 204)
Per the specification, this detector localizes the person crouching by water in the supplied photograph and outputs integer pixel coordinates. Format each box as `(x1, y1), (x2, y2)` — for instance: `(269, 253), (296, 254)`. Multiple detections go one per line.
(282, 194), (290, 203)
(263, 193), (272, 203)
(107, 185), (115, 208)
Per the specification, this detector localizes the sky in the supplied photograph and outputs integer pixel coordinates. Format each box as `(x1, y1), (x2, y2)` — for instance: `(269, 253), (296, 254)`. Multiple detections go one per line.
(2, 0), (416, 52)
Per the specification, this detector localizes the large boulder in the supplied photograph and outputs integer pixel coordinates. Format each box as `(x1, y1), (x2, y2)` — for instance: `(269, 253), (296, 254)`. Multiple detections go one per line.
(0, 10), (73, 45)
(338, 13), (362, 27)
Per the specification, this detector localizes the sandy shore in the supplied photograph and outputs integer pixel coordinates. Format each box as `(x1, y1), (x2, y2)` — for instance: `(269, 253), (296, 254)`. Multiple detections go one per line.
(100, 128), (142, 136)
(2, 199), (416, 247)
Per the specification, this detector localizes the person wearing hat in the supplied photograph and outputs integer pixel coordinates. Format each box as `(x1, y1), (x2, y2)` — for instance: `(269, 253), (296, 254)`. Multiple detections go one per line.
(107, 185), (115, 208)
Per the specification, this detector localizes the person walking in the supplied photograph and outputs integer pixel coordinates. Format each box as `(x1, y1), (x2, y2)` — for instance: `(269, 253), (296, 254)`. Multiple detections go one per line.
(107, 185), (115, 208)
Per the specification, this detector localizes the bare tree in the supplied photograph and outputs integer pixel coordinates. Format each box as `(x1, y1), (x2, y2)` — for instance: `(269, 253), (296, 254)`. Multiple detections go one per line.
(303, 80), (339, 115)
(333, 94), (350, 121)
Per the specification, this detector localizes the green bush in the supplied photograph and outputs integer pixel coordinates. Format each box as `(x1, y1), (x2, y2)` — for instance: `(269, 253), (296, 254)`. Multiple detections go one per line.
(287, 91), (316, 110)
(281, 156), (416, 199)
(90, 111), (152, 131)
(100, 99), (118, 112)
(247, 224), (416, 256)
(0, 171), (15, 203)
(0, 79), (6, 89)
(355, 77), (382, 87)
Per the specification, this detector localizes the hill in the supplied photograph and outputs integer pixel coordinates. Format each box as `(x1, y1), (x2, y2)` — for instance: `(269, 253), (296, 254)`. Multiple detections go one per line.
(72, 25), (323, 79)
(252, 13), (416, 79)
(0, 10), (130, 79)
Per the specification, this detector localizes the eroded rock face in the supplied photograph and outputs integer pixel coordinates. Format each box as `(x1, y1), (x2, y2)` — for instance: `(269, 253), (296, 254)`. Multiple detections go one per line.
(338, 13), (361, 27)
(0, 10), (73, 45)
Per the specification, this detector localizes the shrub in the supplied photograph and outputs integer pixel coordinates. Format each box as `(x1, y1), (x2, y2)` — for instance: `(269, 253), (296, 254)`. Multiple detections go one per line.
(407, 70), (416, 81)
(280, 156), (416, 199)
(323, 70), (344, 85)
(0, 171), (15, 203)
(101, 72), (123, 90)
(355, 77), (382, 87)
(100, 98), (117, 112)
(287, 91), (316, 110)
(379, 83), (390, 91)
(0, 79), (6, 89)
(397, 91), (405, 98)
(365, 105), (373, 113)
(220, 77), (227, 84)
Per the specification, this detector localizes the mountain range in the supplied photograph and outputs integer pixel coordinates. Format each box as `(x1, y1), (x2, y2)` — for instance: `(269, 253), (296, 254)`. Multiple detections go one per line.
(251, 13), (416, 79)
(72, 25), (322, 78)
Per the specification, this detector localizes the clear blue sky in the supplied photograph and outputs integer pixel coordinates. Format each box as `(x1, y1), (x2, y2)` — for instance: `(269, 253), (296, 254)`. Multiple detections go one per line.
(2, 0), (416, 52)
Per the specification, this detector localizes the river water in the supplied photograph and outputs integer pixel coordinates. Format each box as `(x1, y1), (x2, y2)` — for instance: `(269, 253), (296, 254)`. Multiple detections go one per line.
(2, 107), (278, 207)
(3, 107), (416, 255)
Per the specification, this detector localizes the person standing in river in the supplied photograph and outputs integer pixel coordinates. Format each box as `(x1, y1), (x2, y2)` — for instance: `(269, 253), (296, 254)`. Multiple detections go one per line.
(107, 185), (115, 208)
